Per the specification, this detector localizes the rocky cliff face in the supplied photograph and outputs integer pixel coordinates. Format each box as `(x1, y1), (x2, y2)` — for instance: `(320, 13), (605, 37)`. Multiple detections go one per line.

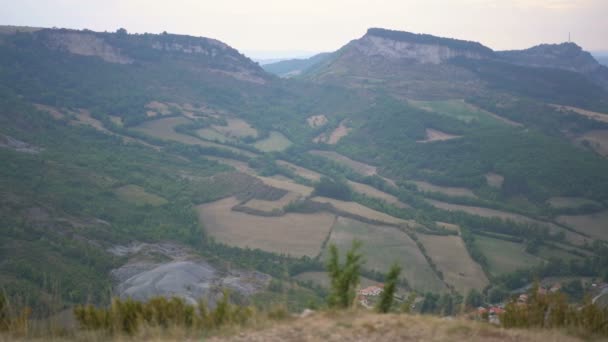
(31, 28), (267, 83)
(350, 28), (494, 64)
(44, 31), (133, 64)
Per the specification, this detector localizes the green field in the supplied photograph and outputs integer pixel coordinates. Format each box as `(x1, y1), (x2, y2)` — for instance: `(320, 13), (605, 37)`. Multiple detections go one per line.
(475, 234), (544, 276)
(114, 185), (168, 206)
(321, 217), (445, 293)
(408, 99), (517, 126)
(253, 131), (292, 152)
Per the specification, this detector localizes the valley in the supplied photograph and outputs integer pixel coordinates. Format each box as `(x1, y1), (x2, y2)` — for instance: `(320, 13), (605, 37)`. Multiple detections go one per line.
(1, 25), (608, 332)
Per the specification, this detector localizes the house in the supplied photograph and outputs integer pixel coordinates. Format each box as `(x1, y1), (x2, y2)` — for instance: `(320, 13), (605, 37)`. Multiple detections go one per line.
(358, 284), (384, 297)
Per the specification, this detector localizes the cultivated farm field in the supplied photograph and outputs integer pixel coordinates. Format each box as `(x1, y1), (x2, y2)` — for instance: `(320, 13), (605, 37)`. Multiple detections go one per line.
(417, 234), (488, 293)
(474, 234), (544, 276)
(347, 180), (410, 208)
(557, 210), (608, 241)
(311, 196), (407, 226)
(309, 150), (377, 176)
(197, 197), (334, 257)
(253, 131), (292, 152)
(412, 181), (477, 198)
(322, 217), (446, 292)
(425, 199), (590, 246)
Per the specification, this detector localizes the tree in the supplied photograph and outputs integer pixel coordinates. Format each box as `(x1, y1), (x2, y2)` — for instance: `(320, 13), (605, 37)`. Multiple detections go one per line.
(314, 176), (353, 201)
(326, 240), (364, 308)
(420, 293), (439, 314)
(465, 289), (484, 309)
(376, 263), (401, 313)
(439, 293), (455, 316)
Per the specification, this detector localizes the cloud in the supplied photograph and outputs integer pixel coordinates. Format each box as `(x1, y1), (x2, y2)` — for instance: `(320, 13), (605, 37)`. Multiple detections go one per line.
(463, 0), (593, 10)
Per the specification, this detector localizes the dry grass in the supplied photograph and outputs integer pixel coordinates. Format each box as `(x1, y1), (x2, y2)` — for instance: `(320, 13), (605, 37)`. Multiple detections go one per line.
(311, 197), (406, 225)
(206, 309), (580, 342)
(485, 172), (504, 188)
(346, 181), (410, 208)
(557, 210), (608, 241)
(426, 199), (590, 246)
(309, 150), (377, 176)
(306, 115), (328, 128)
(417, 234), (489, 293)
(197, 197), (334, 257)
(416, 128), (461, 143)
(412, 181), (477, 198)
(322, 217), (445, 292)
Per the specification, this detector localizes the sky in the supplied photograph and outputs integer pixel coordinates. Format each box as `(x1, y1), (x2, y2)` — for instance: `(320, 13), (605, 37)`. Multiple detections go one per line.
(1, 0), (607, 59)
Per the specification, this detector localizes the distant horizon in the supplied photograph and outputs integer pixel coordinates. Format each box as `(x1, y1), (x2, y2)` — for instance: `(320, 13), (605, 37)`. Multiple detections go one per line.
(1, 0), (606, 53)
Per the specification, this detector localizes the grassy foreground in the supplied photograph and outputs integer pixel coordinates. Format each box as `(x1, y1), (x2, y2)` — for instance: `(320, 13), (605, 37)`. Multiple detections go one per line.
(2, 310), (584, 342)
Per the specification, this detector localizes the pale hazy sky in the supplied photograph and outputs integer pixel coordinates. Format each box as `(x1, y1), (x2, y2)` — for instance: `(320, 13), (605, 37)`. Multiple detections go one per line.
(1, 0), (607, 58)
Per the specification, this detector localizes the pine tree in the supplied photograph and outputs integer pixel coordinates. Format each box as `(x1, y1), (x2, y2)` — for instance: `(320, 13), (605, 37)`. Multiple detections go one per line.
(326, 240), (364, 308)
(376, 263), (401, 313)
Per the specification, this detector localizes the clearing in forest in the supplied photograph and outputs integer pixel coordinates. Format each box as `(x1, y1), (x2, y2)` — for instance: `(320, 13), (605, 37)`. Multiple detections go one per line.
(197, 197), (334, 257)
(485, 172), (504, 188)
(114, 185), (168, 207)
(306, 115), (328, 128)
(417, 234), (488, 293)
(314, 120), (351, 144)
(213, 118), (258, 138)
(557, 210), (608, 241)
(321, 217), (446, 293)
(578, 130), (608, 157)
(416, 128), (461, 143)
(412, 180), (477, 198)
(474, 234), (544, 276)
(408, 99), (521, 126)
(254, 131), (292, 152)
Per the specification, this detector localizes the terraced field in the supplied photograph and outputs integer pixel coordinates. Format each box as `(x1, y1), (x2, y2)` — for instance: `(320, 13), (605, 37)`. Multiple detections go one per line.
(241, 191), (302, 214)
(425, 199), (590, 246)
(277, 160), (322, 182)
(133, 117), (255, 156)
(311, 197), (407, 226)
(322, 217), (446, 293)
(548, 197), (601, 209)
(197, 197), (334, 257)
(417, 234), (488, 293)
(309, 150), (377, 176)
(347, 180), (410, 208)
(412, 181), (477, 198)
(475, 234), (544, 276)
